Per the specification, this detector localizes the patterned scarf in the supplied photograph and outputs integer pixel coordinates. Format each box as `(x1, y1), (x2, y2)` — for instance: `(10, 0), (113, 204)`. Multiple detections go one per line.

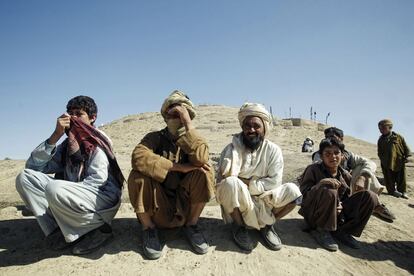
(62, 117), (124, 187)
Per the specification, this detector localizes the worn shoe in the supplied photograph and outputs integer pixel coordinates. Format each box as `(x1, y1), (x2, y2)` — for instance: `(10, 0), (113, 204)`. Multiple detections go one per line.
(392, 191), (402, 198)
(333, 231), (361, 249)
(232, 224), (254, 252)
(141, 227), (162, 260)
(311, 229), (338, 252)
(72, 224), (114, 255)
(45, 228), (74, 251)
(183, 224), (209, 254)
(401, 193), (409, 199)
(373, 204), (396, 221)
(260, 224), (282, 251)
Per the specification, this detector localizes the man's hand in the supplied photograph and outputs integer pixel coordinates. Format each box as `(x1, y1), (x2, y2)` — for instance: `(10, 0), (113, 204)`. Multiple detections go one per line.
(354, 175), (367, 192)
(318, 178), (341, 189)
(170, 162), (211, 174)
(259, 190), (273, 206)
(48, 113), (71, 145)
(168, 105), (194, 131)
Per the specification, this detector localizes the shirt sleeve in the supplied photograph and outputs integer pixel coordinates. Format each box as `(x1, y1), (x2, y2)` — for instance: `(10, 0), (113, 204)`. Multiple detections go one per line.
(348, 152), (377, 176)
(377, 138), (385, 162)
(401, 136), (411, 158)
(25, 140), (64, 174)
(299, 164), (317, 196)
(131, 132), (173, 183)
(176, 128), (209, 165)
(217, 143), (233, 181)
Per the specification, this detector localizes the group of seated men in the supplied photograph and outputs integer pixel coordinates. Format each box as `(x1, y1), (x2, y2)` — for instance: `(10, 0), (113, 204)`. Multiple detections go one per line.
(16, 91), (398, 259)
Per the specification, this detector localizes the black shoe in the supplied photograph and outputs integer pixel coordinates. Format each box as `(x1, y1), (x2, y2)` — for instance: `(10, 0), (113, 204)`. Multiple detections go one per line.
(260, 224), (282, 251)
(183, 224), (209, 254)
(373, 204), (396, 222)
(401, 193), (409, 199)
(333, 231), (361, 249)
(142, 227), (162, 260)
(392, 191), (402, 198)
(45, 228), (75, 251)
(232, 224), (254, 252)
(311, 229), (338, 252)
(72, 224), (114, 255)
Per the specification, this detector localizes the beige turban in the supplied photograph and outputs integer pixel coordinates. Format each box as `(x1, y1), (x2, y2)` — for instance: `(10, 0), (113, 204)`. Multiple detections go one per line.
(160, 90), (196, 120)
(378, 119), (393, 127)
(238, 102), (272, 135)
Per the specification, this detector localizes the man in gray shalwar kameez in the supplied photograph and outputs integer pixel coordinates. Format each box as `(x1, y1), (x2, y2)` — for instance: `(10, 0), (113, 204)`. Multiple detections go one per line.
(15, 95), (124, 255)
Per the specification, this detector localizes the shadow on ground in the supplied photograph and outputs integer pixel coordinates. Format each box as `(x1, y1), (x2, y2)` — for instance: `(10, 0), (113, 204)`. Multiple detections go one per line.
(0, 216), (413, 274)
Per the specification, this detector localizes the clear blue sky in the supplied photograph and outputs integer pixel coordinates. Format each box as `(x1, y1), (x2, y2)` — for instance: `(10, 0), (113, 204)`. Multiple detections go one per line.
(1, 0), (413, 159)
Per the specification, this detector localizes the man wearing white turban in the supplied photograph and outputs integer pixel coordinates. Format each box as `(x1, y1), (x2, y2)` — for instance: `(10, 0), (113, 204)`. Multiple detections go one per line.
(216, 103), (302, 252)
(128, 90), (215, 259)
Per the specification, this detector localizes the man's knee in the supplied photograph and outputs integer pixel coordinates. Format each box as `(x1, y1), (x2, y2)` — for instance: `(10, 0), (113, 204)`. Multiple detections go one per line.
(321, 187), (338, 200)
(128, 170), (151, 190)
(44, 181), (66, 203)
(217, 176), (244, 193)
(305, 185), (338, 207)
(284, 182), (301, 196)
(216, 176), (248, 205)
(127, 170), (156, 212)
(186, 168), (214, 186)
(128, 170), (155, 197)
(15, 169), (37, 193)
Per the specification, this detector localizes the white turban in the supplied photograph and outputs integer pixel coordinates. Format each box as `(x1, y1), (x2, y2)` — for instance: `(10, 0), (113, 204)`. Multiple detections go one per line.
(238, 102), (272, 135)
(160, 90), (196, 121)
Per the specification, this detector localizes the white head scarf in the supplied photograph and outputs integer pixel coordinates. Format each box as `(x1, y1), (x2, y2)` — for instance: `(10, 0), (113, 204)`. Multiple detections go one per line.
(238, 102), (272, 136)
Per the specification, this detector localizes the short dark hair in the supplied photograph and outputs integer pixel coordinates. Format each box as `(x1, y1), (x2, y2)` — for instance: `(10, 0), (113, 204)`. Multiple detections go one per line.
(66, 95), (98, 118)
(324, 127), (344, 139)
(318, 137), (345, 154)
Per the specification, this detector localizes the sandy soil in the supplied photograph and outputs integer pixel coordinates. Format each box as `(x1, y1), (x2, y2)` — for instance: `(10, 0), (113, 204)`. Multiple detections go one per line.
(1, 105), (413, 275)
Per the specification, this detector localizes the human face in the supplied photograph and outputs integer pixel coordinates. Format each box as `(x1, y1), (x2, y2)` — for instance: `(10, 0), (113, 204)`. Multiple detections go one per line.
(242, 116), (265, 150)
(379, 124), (391, 136)
(68, 108), (95, 126)
(321, 145), (343, 171)
(165, 103), (181, 120)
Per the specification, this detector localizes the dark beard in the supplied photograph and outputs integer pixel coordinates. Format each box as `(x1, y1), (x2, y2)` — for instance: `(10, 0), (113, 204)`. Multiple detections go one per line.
(242, 133), (263, 151)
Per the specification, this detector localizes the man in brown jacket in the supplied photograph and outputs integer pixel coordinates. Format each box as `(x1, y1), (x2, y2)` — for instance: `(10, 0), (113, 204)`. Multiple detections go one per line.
(378, 119), (411, 199)
(128, 90), (214, 260)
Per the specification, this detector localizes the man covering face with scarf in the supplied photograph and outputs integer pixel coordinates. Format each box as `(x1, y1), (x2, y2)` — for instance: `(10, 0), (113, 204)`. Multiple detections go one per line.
(216, 103), (302, 252)
(128, 90), (214, 260)
(16, 95), (123, 255)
